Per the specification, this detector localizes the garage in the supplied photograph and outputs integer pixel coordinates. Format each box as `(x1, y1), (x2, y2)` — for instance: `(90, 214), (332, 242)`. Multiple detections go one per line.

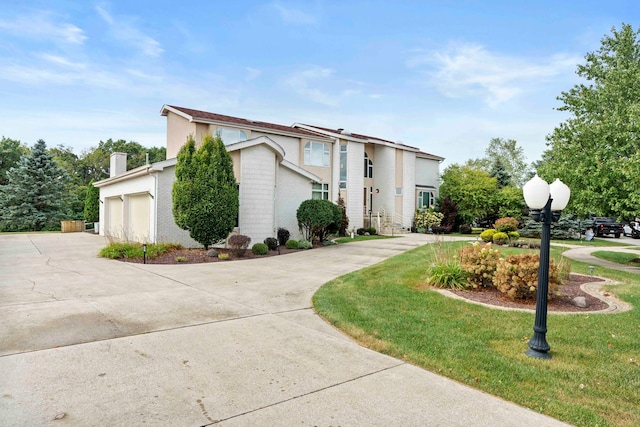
(106, 197), (123, 238)
(127, 193), (151, 242)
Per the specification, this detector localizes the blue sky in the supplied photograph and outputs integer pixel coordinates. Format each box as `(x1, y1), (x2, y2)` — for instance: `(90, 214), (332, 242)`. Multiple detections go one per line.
(0, 1), (637, 167)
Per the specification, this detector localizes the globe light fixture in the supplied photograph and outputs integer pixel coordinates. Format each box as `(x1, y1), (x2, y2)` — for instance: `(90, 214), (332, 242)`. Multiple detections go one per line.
(522, 175), (570, 359)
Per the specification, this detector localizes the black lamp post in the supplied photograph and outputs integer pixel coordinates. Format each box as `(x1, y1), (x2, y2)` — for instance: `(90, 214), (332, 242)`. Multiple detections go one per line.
(522, 175), (570, 359)
(143, 243), (147, 265)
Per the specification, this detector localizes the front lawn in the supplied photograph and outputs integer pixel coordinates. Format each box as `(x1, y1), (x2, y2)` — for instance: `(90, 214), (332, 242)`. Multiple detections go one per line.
(592, 251), (640, 266)
(313, 241), (640, 427)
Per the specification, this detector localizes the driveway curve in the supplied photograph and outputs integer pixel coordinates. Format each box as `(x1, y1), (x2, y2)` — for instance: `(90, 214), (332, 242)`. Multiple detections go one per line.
(0, 233), (570, 426)
(562, 245), (640, 275)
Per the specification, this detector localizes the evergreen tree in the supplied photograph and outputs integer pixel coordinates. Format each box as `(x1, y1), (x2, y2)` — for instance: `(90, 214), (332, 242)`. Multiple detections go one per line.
(172, 134), (238, 249)
(84, 180), (100, 223)
(0, 139), (71, 231)
(489, 159), (512, 188)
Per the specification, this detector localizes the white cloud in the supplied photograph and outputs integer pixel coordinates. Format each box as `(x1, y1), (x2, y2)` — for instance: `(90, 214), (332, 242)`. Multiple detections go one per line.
(0, 12), (86, 45)
(95, 5), (163, 57)
(272, 3), (317, 25)
(409, 42), (579, 107)
(284, 67), (361, 106)
(37, 53), (86, 69)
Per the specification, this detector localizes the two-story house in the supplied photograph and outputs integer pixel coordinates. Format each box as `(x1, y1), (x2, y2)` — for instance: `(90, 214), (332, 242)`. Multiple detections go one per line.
(94, 105), (443, 247)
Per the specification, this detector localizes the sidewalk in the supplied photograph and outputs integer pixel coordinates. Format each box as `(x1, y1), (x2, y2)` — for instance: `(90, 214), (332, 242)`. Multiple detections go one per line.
(0, 232), (571, 426)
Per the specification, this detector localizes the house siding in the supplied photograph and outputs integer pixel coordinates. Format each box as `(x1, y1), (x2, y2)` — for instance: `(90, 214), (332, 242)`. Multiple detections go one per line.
(402, 151), (417, 228)
(374, 145), (396, 219)
(346, 142), (365, 229)
(155, 165), (201, 247)
(275, 166), (310, 241)
(166, 112), (196, 159)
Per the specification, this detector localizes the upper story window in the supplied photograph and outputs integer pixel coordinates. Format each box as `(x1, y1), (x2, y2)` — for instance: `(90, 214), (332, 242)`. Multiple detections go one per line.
(339, 144), (347, 189)
(304, 141), (330, 167)
(215, 127), (247, 144)
(364, 153), (373, 179)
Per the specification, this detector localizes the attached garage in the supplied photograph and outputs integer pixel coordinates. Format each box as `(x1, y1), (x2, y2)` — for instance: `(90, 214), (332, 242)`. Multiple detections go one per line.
(106, 197), (123, 239)
(127, 193), (151, 242)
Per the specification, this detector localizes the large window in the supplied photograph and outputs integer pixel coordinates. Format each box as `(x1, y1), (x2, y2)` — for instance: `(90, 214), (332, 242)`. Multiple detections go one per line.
(364, 152), (373, 178)
(312, 183), (329, 200)
(418, 191), (435, 209)
(304, 141), (330, 167)
(215, 127), (247, 144)
(339, 144), (347, 188)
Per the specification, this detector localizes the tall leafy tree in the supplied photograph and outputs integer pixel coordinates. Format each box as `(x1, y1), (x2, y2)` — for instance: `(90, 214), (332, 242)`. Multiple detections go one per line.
(84, 180), (100, 223)
(172, 134), (238, 249)
(0, 137), (29, 185)
(0, 139), (70, 231)
(467, 138), (530, 187)
(540, 23), (640, 219)
(439, 164), (498, 224)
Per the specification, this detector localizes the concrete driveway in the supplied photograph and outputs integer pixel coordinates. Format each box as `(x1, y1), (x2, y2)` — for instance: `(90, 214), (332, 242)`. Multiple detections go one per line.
(0, 232), (570, 426)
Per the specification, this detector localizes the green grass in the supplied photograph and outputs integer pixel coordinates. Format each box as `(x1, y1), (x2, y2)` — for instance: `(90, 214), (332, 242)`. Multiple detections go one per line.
(592, 251), (640, 266)
(334, 235), (396, 244)
(551, 238), (633, 247)
(313, 241), (640, 427)
(98, 242), (182, 259)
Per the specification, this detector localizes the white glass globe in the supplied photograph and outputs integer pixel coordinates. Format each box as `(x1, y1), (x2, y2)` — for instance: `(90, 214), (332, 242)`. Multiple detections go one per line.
(549, 179), (570, 211)
(523, 175), (550, 209)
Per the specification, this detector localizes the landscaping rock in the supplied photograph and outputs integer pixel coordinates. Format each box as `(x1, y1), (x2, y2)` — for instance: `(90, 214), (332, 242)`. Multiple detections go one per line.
(572, 296), (589, 308)
(207, 249), (218, 257)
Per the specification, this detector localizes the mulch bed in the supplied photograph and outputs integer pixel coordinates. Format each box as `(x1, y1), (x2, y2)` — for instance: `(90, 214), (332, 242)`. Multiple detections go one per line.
(124, 246), (304, 264)
(449, 274), (609, 312)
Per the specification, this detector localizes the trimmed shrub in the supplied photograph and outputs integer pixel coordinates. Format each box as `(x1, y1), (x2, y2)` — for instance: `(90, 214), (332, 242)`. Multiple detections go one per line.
(459, 224), (473, 234)
(218, 253), (229, 260)
(298, 239), (313, 250)
(357, 227), (366, 235)
(457, 242), (501, 288)
(297, 199), (342, 241)
(494, 217), (519, 233)
(336, 196), (349, 236)
(431, 225), (452, 234)
(426, 262), (469, 290)
(252, 243), (268, 255)
(228, 234), (251, 257)
(492, 232), (509, 245)
(414, 208), (444, 231)
(508, 231), (520, 240)
(493, 253), (561, 300)
(368, 227), (377, 235)
(285, 239), (299, 249)
(264, 237), (278, 251)
(277, 228), (290, 246)
(480, 229), (497, 243)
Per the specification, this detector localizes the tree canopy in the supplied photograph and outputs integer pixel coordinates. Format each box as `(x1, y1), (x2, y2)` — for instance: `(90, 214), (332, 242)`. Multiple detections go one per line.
(466, 138), (530, 187)
(172, 135), (238, 249)
(539, 23), (640, 219)
(0, 137), (29, 186)
(439, 164), (498, 224)
(0, 139), (71, 231)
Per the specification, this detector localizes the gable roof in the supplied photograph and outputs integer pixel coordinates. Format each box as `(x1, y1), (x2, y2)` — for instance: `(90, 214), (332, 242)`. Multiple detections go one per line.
(161, 105), (331, 141)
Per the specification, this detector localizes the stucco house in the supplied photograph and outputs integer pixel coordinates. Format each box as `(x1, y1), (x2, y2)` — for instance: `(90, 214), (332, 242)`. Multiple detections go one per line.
(94, 105), (443, 247)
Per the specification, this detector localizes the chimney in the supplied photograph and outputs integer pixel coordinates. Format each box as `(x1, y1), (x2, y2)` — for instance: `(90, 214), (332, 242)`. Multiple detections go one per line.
(110, 152), (127, 177)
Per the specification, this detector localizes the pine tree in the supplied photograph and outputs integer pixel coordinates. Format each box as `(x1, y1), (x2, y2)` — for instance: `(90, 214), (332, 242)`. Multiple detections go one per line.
(0, 139), (71, 231)
(172, 134), (238, 249)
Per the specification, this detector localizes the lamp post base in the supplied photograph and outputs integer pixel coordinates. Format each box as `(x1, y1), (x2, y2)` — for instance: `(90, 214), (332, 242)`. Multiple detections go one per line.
(525, 348), (552, 359)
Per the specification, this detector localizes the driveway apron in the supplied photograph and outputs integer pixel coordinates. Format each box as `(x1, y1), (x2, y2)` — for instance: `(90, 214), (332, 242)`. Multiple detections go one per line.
(0, 233), (570, 426)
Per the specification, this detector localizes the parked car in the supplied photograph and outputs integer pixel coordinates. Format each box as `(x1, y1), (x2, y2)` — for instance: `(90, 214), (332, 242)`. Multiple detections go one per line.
(623, 221), (640, 239)
(587, 217), (624, 238)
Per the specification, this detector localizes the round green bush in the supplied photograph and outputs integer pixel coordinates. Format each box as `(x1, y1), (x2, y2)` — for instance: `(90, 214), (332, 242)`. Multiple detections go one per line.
(285, 239), (299, 249)
(480, 228), (497, 242)
(298, 239), (313, 249)
(508, 231), (520, 240)
(252, 243), (268, 255)
(492, 232), (509, 245)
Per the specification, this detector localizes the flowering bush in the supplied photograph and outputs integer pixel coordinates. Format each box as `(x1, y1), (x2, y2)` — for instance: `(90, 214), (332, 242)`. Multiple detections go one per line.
(493, 253), (561, 300)
(414, 208), (444, 232)
(457, 242), (501, 288)
(494, 217), (519, 233)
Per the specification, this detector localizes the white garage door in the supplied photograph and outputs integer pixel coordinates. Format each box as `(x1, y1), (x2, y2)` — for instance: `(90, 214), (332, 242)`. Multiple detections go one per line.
(128, 194), (150, 243)
(106, 197), (123, 239)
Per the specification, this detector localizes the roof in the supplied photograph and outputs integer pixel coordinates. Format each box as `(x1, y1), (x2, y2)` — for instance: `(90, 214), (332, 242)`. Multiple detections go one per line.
(161, 105), (328, 140)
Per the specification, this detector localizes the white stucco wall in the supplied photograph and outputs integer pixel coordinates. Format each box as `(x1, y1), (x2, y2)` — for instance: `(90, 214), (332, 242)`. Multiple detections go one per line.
(238, 145), (277, 244)
(373, 145), (396, 219)
(275, 166), (311, 242)
(346, 142), (365, 230)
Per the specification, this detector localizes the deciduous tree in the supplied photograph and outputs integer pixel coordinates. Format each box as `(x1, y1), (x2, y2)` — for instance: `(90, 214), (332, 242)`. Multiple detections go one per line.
(439, 164), (498, 224)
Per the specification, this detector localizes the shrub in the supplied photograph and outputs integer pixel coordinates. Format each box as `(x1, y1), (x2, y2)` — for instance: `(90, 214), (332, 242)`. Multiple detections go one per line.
(336, 196), (349, 236)
(228, 234), (251, 257)
(277, 228), (290, 246)
(480, 229), (497, 243)
(357, 227), (366, 235)
(175, 256), (187, 263)
(264, 237), (278, 251)
(368, 227), (377, 235)
(285, 239), (299, 249)
(494, 217), (519, 233)
(297, 199), (342, 242)
(252, 243), (268, 255)
(217, 253), (229, 260)
(431, 225), (452, 234)
(459, 224), (473, 234)
(457, 242), (501, 288)
(298, 239), (313, 249)
(426, 262), (469, 290)
(414, 208), (444, 231)
(508, 231), (520, 240)
(493, 253), (561, 300)
(492, 232), (509, 245)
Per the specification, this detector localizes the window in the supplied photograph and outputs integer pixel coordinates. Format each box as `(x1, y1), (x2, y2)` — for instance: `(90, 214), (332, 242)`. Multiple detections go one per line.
(339, 144), (347, 188)
(215, 127), (247, 144)
(418, 191), (435, 209)
(395, 187), (403, 195)
(312, 183), (329, 200)
(364, 153), (373, 178)
(304, 141), (330, 167)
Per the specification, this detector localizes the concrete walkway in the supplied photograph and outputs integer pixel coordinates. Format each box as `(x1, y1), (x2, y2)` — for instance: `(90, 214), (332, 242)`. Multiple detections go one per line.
(0, 233), (571, 426)
(562, 244), (640, 275)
